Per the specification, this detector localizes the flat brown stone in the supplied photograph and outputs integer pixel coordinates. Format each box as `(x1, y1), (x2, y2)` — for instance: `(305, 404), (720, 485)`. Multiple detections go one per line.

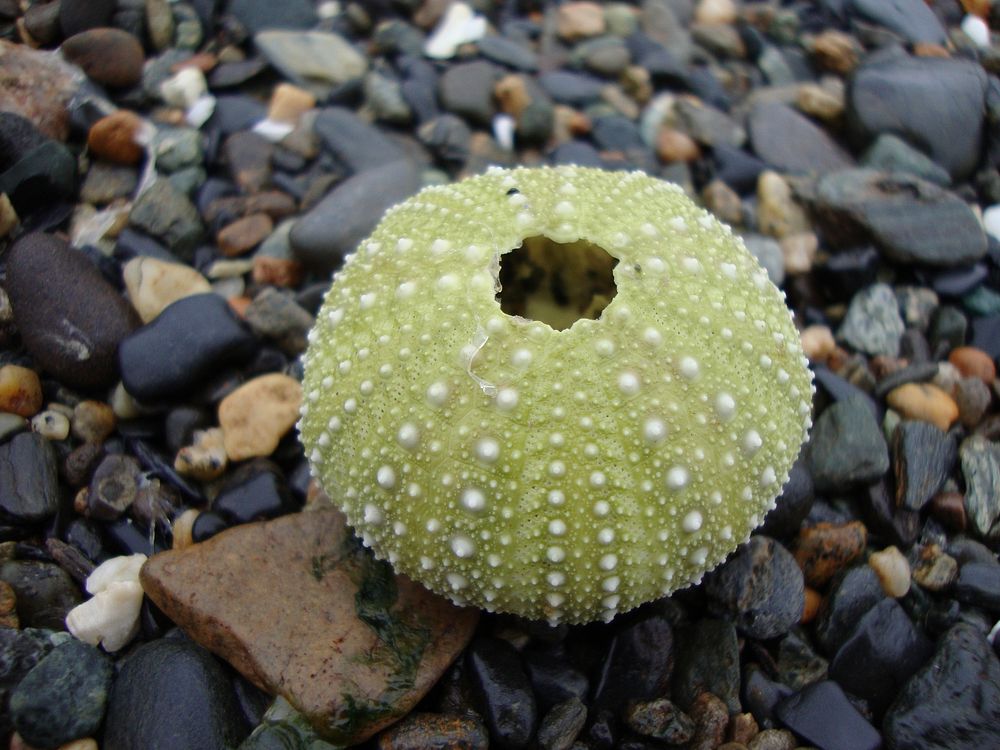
(140, 510), (479, 745)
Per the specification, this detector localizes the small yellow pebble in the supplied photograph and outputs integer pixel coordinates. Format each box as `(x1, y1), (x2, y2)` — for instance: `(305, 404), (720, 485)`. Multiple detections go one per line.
(171, 508), (201, 550)
(0, 364), (42, 418)
(31, 410), (71, 440)
(800, 324), (836, 363)
(122, 256), (212, 324)
(869, 545), (911, 598)
(174, 427), (228, 481)
(219, 373), (302, 461)
(886, 382), (959, 431)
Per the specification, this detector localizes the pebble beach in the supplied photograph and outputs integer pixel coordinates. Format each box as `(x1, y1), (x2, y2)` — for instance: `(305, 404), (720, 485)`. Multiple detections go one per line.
(2, 0), (1000, 749)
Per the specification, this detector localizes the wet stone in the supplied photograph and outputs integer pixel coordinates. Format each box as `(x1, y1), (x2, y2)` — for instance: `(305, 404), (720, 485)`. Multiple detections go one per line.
(705, 535), (805, 640)
(955, 376), (991, 428)
(212, 462), (297, 524)
(477, 34), (539, 71)
(892, 421), (956, 511)
(624, 697), (695, 744)
(686, 691), (729, 750)
(959, 434), (1000, 541)
(61, 28), (145, 88)
(468, 636), (537, 749)
(815, 565), (885, 655)
(912, 544), (959, 591)
(884, 623), (1000, 750)
(86, 453), (142, 521)
(0, 628), (71, 740)
(887, 382), (959, 432)
(808, 395), (889, 492)
(118, 293), (256, 402)
(774, 629), (828, 691)
(103, 637), (250, 750)
(129, 178), (206, 259)
(861, 133), (951, 187)
(9, 639), (112, 748)
(838, 282), (905, 357)
(141, 510), (479, 745)
(748, 101), (853, 175)
(591, 614), (674, 714)
(229, 0), (317, 34)
(828, 598), (933, 716)
(0, 560), (82, 630)
(242, 287), (314, 355)
(524, 648), (589, 711)
(0, 432), (59, 524)
(812, 169), (987, 266)
(775, 680), (881, 750)
(377, 712), (489, 750)
(536, 697), (587, 750)
(672, 618), (740, 714)
(952, 562), (1000, 612)
(152, 128), (203, 173)
(794, 522), (868, 589)
(254, 30), (368, 100)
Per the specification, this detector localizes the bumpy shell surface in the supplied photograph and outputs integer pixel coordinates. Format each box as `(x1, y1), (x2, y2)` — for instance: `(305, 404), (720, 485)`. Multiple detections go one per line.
(300, 166), (813, 624)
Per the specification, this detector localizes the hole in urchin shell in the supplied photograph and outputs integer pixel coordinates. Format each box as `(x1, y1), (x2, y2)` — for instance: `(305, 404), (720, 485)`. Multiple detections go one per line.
(497, 236), (618, 331)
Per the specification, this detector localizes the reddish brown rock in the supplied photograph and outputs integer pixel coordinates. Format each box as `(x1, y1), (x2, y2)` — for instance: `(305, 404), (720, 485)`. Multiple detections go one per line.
(60, 28), (145, 88)
(0, 364), (43, 417)
(0, 40), (80, 141)
(87, 110), (145, 165)
(377, 713), (489, 750)
(794, 521), (868, 588)
(948, 346), (996, 385)
(252, 256), (303, 288)
(140, 510), (479, 745)
(217, 213), (273, 257)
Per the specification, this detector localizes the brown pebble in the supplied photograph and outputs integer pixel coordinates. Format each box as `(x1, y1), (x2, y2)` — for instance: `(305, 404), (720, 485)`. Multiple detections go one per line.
(72, 400), (117, 443)
(87, 110), (145, 165)
(0, 364), (43, 418)
(929, 490), (967, 532)
(64, 442), (105, 487)
(74, 487), (89, 515)
(794, 521), (868, 588)
(780, 232), (818, 275)
(747, 728), (797, 750)
(61, 28), (145, 88)
(377, 713), (488, 750)
(0, 579), (18, 628)
(913, 42), (950, 57)
(556, 1), (606, 40)
(174, 427), (228, 481)
(688, 692), (729, 750)
(218, 373), (302, 461)
(886, 382), (959, 432)
(726, 712), (758, 746)
(810, 30), (860, 74)
(252, 256), (304, 288)
(801, 586), (822, 624)
(217, 213), (274, 257)
(656, 126), (701, 163)
(799, 325), (836, 363)
(495, 74), (532, 118)
(267, 82), (316, 125)
(948, 346), (996, 385)
(912, 543), (958, 592)
(702, 179), (742, 225)
(868, 545), (911, 598)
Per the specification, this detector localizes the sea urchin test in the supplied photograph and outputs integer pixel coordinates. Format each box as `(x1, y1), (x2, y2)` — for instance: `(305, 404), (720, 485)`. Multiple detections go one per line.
(300, 166), (813, 624)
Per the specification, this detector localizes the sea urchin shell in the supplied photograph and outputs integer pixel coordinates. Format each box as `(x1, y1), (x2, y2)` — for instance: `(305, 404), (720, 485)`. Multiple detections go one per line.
(299, 166), (813, 624)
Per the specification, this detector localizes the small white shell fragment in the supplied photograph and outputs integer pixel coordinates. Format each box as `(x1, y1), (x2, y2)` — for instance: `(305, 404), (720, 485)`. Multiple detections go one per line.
(66, 554), (148, 652)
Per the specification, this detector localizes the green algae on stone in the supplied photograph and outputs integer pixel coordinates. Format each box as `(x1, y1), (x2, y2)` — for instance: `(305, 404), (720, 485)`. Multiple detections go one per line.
(299, 165), (814, 624)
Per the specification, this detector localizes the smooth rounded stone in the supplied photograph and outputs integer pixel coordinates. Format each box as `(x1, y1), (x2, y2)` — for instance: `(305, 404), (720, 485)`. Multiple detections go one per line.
(775, 680), (881, 750)
(828, 597), (933, 716)
(887, 382), (959, 432)
(223, 131), (273, 194)
(748, 101), (852, 175)
(713, 142), (766, 194)
(892, 420), (956, 511)
(757, 171), (810, 239)
(0, 628), (71, 738)
(624, 697), (694, 744)
(208, 95), (268, 137)
(31, 408), (69, 439)
(218, 373), (301, 461)
(815, 565), (885, 655)
(573, 36), (631, 76)
(536, 697), (587, 750)
(313, 107), (407, 173)
(438, 61), (501, 126)
(846, 0), (946, 44)
(537, 70), (605, 106)
(794, 521), (868, 590)
(151, 127), (203, 173)
(218, 214), (274, 257)
(932, 264), (990, 299)
(884, 623), (1000, 749)
(477, 34), (539, 71)
(123, 256), (212, 323)
(590, 115), (644, 152)
(6, 233), (139, 389)
(81, 161), (139, 205)
(0, 560), (81, 630)
(377, 713), (489, 750)
(417, 115), (472, 166)
(10, 638), (112, 747)
(812, 169), (987, 266)
(953, 562), (1000, 612)
(523, 649), (589, 711)
(705, 536), (805, 639)
(0, 364), (41, 418)
(809, 395), (889, 492)
(59, 0), (115, 36)
(129, 179), (205, 259)
(0, 112), (77, 214)
(760, 458), (814, 538)
(289, 159), (422, 271)
(591, 614), (674, 713)
(741, 664), (794, 728)
(118, 293), (256, 402)
(959, 434), (1000, 541)
(255, 30), (368, 99)
(145, 510), (478, 744)
(191, 510), (229, 543)
(848, 53), (986, 181)
(363, 71), (411, 125)
(60, 28), (145, 88)
(956, 375), (991, 428)
(103, 638), (249, 750)
(87, 110), (145, 167)
(213, 464), (296, 524)
(242, 287), (313, 354)
(230, 0), (316, 34)
(672, 618), (740, 713)
(467, 636), (537, 748)
(861, 133), (951, 187)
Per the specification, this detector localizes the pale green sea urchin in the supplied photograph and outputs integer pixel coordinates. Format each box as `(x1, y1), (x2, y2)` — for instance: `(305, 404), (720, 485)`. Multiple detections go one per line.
(299, 165), (813, 624)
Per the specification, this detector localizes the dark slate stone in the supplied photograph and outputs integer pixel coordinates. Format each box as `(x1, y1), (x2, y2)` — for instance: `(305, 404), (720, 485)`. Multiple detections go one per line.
(828, 598), (934, 717)
(748, 101), (853, 174)
(712, 142), (767, 194)
(818, 247), (880, 304)
(536, 697), (588, 750)
(103, 515), (170, 556)
(207, 95), (269, 137)
(438, 60), (501, 126)
(864, 477), (920, 549)
(809, 394), (889, 492)
(0, 628), (70, 740)
(741, 664), (794, 728)
(313, 107), (408, 173)
(0, 432), (59, 524)
(417, 115), (472, 166)
(229, 0), (316, 34)
(953, 562), (1000, 612)
(289, 159), (422, 271)
(969, 314), (1000, 360)
(59, 0), (114, 36)
(537, 70), (605, 106)
(128, 178), (205, 259)
(103, 638), (250, 750)
(861, 133), (951, 187)
(813, 366), (880, 418)
(873, 361), (939, 399)
(846, 0), (946, 44)
(776, 680), (881, 750)
(847, 53), (987, 180)
(815, 565), (886, 655)
(5, 232), (140, 390)
(213, 462), (296, 524)
(191, 510), (230, 542)
(398, 55), (440, 124)
(812, 169), (987, 267)
(550, 140), (604, 168)
(929, 305), (968, 353)
(0, 113), (76, 216)
(892, 421), (956, 511)
(775, 629), (829, 691)
(935, 263), (991, 298)
(884, 623), (1000, 750)
(523, 648), (589, 712)
(467, 636), (537, 750)
(590, 116), (645, 152)
(126, 438), (204, 506)
(0, 561), (82, 630)
(477, 34), (539, 71)
(705, 536), (805, 639)
(118, 293), (257, 402)
(592, 614), (674, 715)
(10, 639), (113, 748)
(671, 618), (740, 713)
(760, 457), (814, 538)
(114, 228), (178, 265)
